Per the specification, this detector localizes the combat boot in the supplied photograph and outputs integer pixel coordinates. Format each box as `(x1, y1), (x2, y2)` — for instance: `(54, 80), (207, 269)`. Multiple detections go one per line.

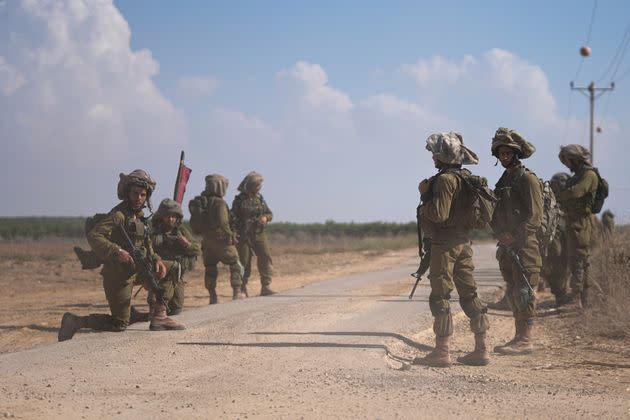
(493, 319), (522, 353)
(209, 289), (218, 305)
(240, 283), (249, 297)
(562, 291), (583, 310)
(414, 335), (452, 367)
(232, 287), (243, 300)
(58, 312), (86, 342)
(495, 319), (533, 355)
(457, 333), (490, 366)
(149, 301), (186, 331)
(487, 293), (510, 311)
(129, 305), (149, 324)
(260, 285), (276, 296)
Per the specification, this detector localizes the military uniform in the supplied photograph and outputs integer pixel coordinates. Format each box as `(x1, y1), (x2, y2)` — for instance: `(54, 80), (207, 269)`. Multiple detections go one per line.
(232, 171), (275, 296)
(556, 145), (599, 306)
(150, 199), (201, 314)
(196, 174), (243, 303)
(601, 209), (615, 238)
(490, 128), (542, 355)
(59, 170), (184, 341)
(416, 132), (490, 367)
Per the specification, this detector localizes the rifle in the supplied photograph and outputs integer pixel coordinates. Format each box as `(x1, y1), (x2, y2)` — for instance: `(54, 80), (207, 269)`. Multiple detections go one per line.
(119, 224), (165, 302)
(409, 237), (431, 299)
(499, 244), (534, 294)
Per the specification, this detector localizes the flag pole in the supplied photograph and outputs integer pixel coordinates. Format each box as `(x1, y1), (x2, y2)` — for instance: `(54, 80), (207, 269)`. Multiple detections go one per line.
(173, 150), (185, 201)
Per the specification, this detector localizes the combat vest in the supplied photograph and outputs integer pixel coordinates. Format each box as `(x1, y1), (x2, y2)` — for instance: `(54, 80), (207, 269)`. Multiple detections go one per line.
(152, 225), (197, 273)
(564, 165), (601, 217)
(232, 193), (269, 237)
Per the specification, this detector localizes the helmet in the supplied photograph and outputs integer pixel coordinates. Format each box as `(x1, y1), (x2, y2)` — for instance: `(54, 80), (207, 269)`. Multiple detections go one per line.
(425, 132), (478, 165)
(117, 169), (156, 200)
(558, 144), (591, 165)
(204, 174), (229, 197)
(549, 172), (570, 196)
(491, 128), (535, 159)
(153, 198), (183, 226)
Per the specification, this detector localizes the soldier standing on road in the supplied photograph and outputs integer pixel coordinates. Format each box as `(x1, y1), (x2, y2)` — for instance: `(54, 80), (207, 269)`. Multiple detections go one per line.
(150, 199), (201, 315)
(231, 171), (276, 297)
(490, 128), (543, 356)
(58, 170), (185, 341)
(542, 173), (571, 306)
(415, 132), (491, 367)
(556, 145), (599, 309)
(195, 174), (244, 304)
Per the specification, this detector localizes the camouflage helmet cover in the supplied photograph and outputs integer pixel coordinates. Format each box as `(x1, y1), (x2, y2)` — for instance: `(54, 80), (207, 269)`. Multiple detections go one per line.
(491, 127), (536, 159)
(238, 171), (264, 193)
(549, 172), (570, 196)
(153, 198), (184, 223)
(558, 144), (591, 165)
(117, 169), (156, 200)
(204, 174), (229, 197)
(425, 131), (479, 165)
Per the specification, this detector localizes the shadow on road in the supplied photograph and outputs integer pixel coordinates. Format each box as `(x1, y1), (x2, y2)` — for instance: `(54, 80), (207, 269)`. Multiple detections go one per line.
(0, 324), (59, 333)
(178, 341), (388, 349)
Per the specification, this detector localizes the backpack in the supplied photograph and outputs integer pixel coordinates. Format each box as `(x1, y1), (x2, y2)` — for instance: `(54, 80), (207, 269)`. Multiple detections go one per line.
(188, 194), (209, 235)
(74, 212), (109, 270)
(591, 168), (609, 214)
(538, 180), (560, 257)
(453, 171), (498, 230)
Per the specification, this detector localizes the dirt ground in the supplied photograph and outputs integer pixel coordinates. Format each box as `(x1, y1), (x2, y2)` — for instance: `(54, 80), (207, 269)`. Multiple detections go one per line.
(1, 239), (629, 418)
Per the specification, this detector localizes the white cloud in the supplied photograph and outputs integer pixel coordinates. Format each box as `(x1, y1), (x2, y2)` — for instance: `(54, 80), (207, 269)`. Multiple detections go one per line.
(401, 55), (476, 87)
(176, 76), (219, 98)
(0, 0), (186, 215)
(277, 61), (353, 112)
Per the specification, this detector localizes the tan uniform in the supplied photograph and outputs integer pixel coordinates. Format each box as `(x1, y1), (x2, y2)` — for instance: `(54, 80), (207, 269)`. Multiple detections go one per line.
(491, 164), (543, 320)
(421, 169), (489, 338)
(87, 202), (162, 330)
(556, 166), (598, 294)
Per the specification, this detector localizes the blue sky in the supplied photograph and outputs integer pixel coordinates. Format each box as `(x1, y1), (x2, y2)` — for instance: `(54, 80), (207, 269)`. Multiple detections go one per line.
(2, 0), (630, 223)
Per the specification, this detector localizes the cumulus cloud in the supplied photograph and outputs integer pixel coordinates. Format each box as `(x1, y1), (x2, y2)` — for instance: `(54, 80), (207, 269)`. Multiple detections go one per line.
(176, 75), (219, 99)
(0, 0), (186, 215)
(401, 54), (476, 87)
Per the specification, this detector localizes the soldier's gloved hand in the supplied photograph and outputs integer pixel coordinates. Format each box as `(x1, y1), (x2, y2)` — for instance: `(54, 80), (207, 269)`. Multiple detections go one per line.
(115, 249), (135, 267)
(155, 260), (167, 279)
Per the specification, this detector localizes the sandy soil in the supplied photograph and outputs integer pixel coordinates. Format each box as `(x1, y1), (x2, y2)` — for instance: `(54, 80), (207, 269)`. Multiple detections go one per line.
(0, 240), (629, 419)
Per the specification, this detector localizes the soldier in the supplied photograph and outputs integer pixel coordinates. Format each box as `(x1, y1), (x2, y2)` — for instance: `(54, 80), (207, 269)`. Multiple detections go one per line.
(490, 128), (543, 356)
(542, 173), (570, 306)
(556, 145), (599, 309)
(195, 174), (244, 304)
(58, 170), (185, 341)
(150, 198), (201, 315)
(415, 132), (491, 367)
(232, 171), (275, 297)
(601, 209), (615, 237)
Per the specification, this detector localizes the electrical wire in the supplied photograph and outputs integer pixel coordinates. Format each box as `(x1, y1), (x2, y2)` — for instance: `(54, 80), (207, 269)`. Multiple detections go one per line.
(574, 0), (599, 81)
(597, 20), (630, 83)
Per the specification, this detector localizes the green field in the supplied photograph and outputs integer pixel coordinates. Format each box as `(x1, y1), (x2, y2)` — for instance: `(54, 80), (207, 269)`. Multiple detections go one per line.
(0, 217), (493, 241)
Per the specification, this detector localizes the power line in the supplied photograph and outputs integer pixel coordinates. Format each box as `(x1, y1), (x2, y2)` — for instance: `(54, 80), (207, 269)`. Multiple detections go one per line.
(570, 81), (614, 164)
(597, 20), (630, 83)
(573, 0), (599, 81)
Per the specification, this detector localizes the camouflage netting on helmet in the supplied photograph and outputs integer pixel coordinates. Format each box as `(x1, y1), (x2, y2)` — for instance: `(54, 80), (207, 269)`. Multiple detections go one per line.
(550, 172), (571, 196)
(237, 171), (264, 193)
(117, 169), (156, 199)
(491, 127), (535, 159)
(153, 198), (184, 223)
(558, 144), (591, 165)
(425, 132), (479, 165)
(204, 174), (229, 197)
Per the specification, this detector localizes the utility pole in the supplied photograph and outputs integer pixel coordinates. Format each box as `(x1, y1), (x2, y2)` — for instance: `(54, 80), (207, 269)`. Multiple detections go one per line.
(570, 81), (614, 163)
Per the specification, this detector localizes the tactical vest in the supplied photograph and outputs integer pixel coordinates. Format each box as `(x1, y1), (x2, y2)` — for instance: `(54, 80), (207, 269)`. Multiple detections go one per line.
(564, 166), (597, 217)
(233, 194), (266, 236)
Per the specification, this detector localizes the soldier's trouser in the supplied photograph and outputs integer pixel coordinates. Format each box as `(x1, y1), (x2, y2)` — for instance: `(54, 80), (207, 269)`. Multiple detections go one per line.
(203, 239), (242, 290)
(497, 247), (540, 319)
(99, 264), (137, 331)
(566, 216), (591, 294)
(146, 260), (178, 307)
(545, 260), (568, 298)
(428, 239), (489, 337)
(236, 233), (274, 286)
(169, 280), (185, 312)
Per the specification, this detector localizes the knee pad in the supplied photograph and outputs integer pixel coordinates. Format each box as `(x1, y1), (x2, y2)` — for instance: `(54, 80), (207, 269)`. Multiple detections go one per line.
(429, 293), (451, 317)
